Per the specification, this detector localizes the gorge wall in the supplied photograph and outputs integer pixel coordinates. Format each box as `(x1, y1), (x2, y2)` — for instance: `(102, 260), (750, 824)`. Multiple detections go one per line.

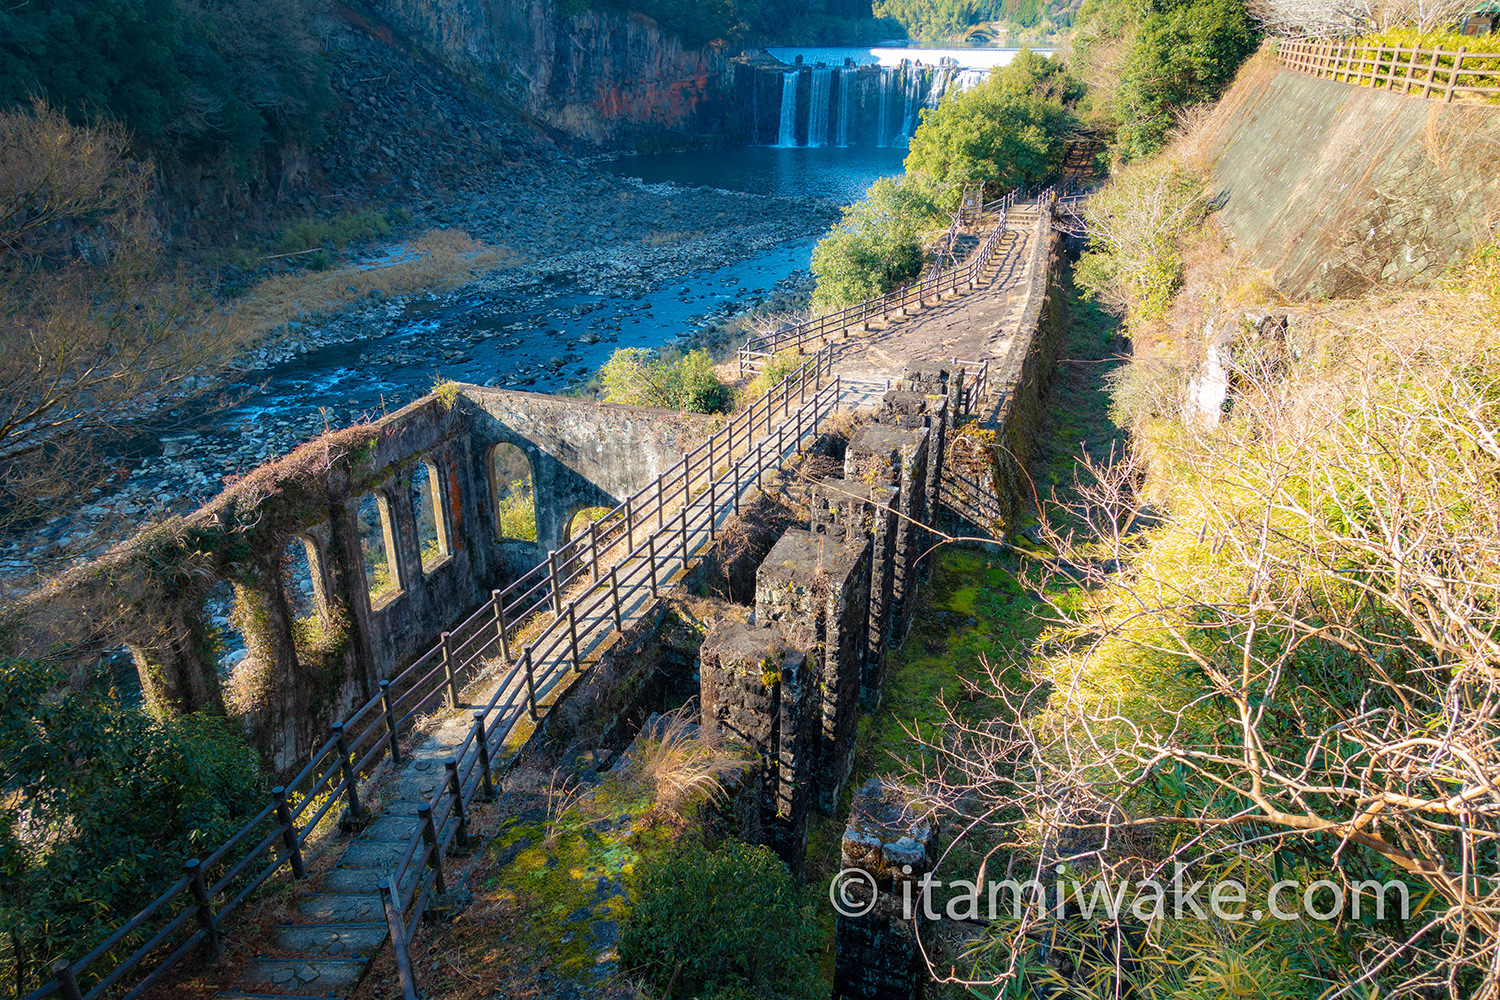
(356, 0), (743, 146)
(1206, 56), (1500, 297)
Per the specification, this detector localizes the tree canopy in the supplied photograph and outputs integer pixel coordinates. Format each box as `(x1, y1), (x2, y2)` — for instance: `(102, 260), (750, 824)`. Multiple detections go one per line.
(0, 0), (330, 171)
(810, 175), (947, 311)
(905, 49), (1080, 190)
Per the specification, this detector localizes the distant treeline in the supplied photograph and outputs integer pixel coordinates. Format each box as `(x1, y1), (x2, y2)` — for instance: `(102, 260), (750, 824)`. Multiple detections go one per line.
(874, 0), (1078, 39)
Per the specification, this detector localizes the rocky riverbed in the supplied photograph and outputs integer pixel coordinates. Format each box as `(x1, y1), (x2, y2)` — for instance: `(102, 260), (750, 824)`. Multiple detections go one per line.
(0, 161), (836, 593)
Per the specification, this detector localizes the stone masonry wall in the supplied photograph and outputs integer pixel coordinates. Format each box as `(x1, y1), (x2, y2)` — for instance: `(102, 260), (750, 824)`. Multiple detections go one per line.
(1209, 63), (1500, 298)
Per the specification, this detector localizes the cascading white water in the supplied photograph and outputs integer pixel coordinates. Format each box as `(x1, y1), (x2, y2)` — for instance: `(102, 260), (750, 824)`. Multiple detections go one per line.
(808, 67), (832, 147)
(954, 68), (989, 92)
(876, 68), (893, 148)
(836, 67), (854, 147)
(777, 70), (800, 147)
(899, 65), (923, 146)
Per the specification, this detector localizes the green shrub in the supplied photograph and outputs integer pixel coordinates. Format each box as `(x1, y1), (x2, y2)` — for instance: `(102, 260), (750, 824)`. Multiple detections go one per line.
(275, 209), (398, 255)
(598, 347), (732, 413)
(1075, 158), (1206, 324)
(0, 658), (261, 997)
(743, 350), (809, 405)
(496, 480), (538, 542)
(620, 840), (821, 1000)
(810, 175), (946, 312)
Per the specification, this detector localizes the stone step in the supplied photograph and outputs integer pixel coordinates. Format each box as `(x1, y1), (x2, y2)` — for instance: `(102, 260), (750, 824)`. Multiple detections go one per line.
(359, 813), (422, 842)
(275, 922), (387, 958)
(216, 992), (344, 1000)
(243, 957), (367, 995)
(321, 865), (417, 895)
(296, 893), (383, 922)
(336, 837), (408, 868)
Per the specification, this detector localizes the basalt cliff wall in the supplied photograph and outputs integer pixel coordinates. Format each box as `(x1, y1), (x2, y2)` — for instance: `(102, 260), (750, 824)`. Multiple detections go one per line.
(357, 0), (743, 147)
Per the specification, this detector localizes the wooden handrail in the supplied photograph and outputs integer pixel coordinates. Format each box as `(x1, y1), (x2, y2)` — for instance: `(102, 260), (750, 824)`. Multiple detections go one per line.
(1276, 36), (1500, 101)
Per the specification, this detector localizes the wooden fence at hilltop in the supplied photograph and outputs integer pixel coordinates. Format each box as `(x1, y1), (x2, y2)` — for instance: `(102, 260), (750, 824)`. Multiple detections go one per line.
(1278, 36), (1500, 102)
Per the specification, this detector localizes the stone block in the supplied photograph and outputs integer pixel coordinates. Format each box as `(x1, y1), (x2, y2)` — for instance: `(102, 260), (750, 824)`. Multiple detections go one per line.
(756, 528), (872, 812)
(833, 779), (940, 1000)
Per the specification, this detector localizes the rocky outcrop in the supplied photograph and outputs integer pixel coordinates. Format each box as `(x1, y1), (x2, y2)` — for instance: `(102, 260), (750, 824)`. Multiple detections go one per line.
(355, 0), (742, 147)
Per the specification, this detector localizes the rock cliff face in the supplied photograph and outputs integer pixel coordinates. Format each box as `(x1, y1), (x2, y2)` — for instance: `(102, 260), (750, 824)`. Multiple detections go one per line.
(357, 0), (741, 147)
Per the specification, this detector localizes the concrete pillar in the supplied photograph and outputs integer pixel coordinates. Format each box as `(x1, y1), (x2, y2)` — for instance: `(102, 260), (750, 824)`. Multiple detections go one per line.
(834, 778), (940, 1000)
(755, 527), (871, 812)
(699, 621), (815, 876)
(844, 424), (929, 642)
(811, 478), (900, 711)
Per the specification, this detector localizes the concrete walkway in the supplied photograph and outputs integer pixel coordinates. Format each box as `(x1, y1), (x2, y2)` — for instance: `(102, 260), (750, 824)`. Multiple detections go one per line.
(832, 206), (1048, 383)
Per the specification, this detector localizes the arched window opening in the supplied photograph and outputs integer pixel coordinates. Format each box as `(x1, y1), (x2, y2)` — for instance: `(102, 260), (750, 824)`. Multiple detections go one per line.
(358, 493), (401, 605)
(490, 443), (536, 543)
(281, 535), (323, 639)
(565, 505), (615, 544)
(412, 459), (450, 573)
(205, 579), (251, 679)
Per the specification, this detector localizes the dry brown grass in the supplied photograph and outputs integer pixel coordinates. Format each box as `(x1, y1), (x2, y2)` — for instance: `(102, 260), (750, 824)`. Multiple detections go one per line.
(625, 707), (751, 818)
(224, 228), (514, 337)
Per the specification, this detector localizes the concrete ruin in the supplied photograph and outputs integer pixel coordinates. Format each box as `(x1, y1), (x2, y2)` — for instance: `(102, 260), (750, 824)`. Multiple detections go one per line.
(6, 387), (714, 769)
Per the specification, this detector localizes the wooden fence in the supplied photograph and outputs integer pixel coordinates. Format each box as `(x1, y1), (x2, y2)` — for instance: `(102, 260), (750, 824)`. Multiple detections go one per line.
(737, 184), (1065, 379)
(24, 347), (839, 1000)
(1278, 36), (1500, 101)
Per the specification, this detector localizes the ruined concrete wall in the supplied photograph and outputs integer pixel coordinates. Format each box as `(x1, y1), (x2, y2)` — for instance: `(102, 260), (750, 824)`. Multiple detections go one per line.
(8, 384), (713, 771)
(940, 209), (1064, 539)
(1208, 64), (1500, 297)
(358, 0), (741, 147)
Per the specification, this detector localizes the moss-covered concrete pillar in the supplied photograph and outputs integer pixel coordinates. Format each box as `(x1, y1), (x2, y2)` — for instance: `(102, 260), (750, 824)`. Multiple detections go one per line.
(755, 527), (871, 813)
(127, 587), (226, 719)
(699, 621), (815, 876)
(845, 424), (929, 643)
(810, 478), (900, 711)
(834, 779), (940, 1000)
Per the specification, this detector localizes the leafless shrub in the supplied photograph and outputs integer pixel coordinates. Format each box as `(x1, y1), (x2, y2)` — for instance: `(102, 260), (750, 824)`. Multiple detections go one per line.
(904, 320), (1500, 996)
(626, 707), (752, 818)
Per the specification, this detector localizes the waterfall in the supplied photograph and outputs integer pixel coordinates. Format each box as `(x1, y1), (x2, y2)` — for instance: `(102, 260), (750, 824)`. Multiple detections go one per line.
(777, 70), (800, 148)
(836, 67), (853, 147)
(954, 68), (989, 93)
(808, 67), (832, 147)
(876, 69), (892, 148)
(751, 69), (760, 145)
(900, 66), (923, 146)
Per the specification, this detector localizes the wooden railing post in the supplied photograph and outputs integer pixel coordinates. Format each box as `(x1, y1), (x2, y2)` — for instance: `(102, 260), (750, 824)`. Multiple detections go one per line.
(732, 455), (741, 515)
(52, 961), (83, 1000)
(1446, 49), (1466, 102)
(272, 785), (307, 879)
(522, 645), (538, 719)
(656, 477), (665, 530)
(185, 858), (220, 960)
(546, 549), (563, 615)
(445, 759), (471, 850)
(473, 712), (497, 801)
(331, 722), (368, 827)
(587, 520), (601, 582)
(1422, 46), (1441, 98)
(493, 589), (510, 665)
(566, 601), (580, 667)
(417, 802), (446, 894)
(379, 680), (402, 766)
(441, 631), (460, 709)
(381, 876), (419, 1000)
(609, 565), (624, 632)
(648, 532), (660, 594)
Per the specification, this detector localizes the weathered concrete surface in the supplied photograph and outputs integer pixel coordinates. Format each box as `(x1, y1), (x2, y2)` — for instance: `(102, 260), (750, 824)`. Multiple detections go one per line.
(834, 778), (940, 1000)
(845, 424), (929, 642)
(755, 527), (871, 812)
(1210, 65), (1500, 297)
(831, 218), (1041, 382)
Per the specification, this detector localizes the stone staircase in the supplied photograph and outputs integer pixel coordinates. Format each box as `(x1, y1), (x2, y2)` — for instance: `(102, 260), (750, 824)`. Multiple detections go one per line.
(216, 752), (448, 997)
